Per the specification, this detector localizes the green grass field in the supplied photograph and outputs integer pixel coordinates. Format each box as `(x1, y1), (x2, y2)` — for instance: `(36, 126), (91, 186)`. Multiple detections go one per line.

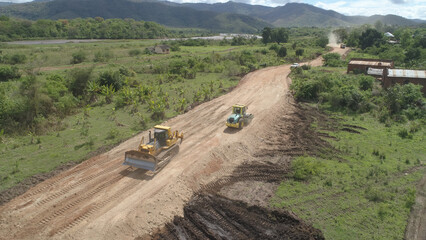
(273, 113), (425, 239)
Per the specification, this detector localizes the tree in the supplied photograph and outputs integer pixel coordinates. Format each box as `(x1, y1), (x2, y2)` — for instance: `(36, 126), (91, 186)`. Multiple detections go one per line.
(347, 30), (360, 47)
(333, 28), (348, 43)
(359, 28), (383, 50)
(316, 36), (329, 48)
(405, 47), (421, 63)
(374, 20), (383, 32)
(296, 49), (304, 57)
(272, 28), (289, 44)
(68, 67), (94, 97)
(277, 46), (287, 57)
(99, 70), (123, 91)
(261, 27), (272, 45)
(400, 30), (412, 48)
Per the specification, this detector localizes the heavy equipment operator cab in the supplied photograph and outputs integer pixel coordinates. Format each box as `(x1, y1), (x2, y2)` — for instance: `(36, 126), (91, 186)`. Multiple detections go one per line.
(153, 128), (168, 146)
(233, 105), (246, 115)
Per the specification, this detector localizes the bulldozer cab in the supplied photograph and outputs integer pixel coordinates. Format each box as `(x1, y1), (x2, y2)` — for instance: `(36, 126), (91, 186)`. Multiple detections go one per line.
(153, 128), (168, 146)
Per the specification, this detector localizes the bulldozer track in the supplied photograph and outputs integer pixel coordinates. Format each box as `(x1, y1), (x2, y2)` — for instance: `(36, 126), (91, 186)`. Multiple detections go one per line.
(21, 155), (113, 199)
(37, 168), (134, 226)
(35, 163), (125, 206)
(155, 145), (180, 173)
(49, 170), (137, 236)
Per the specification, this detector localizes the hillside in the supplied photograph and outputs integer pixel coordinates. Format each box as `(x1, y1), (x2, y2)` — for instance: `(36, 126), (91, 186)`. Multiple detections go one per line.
(179, 1), (422, 27)
(0, 0), (271, 33)
(0, 0), (422, 30)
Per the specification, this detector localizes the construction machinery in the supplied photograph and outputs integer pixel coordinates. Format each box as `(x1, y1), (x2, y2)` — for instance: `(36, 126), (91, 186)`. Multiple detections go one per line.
(124, 125), (183, 171)
(226, 104), (254, 129)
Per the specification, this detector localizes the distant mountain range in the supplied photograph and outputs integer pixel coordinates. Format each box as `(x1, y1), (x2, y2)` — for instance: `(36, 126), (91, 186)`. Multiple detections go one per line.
(0, 0), (423, 33)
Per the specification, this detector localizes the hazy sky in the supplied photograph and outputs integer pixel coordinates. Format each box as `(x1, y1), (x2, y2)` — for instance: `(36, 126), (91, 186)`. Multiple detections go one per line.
(0, 0), (425, 20)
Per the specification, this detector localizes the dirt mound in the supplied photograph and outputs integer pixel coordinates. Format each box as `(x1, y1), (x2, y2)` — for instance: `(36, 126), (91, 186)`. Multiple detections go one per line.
(147, 193), (324, 240)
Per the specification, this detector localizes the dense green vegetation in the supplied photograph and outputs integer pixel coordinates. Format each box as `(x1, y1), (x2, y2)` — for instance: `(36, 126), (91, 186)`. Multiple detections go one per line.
(0, 16), (171, 41)
(334, 25), (426, 69)
(0, 32), (329, 192)
(290, 68), (425, 123)
(278, 67), (425, 239)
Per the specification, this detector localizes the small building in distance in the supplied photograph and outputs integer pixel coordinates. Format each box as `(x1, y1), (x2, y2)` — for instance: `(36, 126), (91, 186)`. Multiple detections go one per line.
(347, 58), (394, 74)
(146, 45), (170, 54)
(154, 45), (170, 54)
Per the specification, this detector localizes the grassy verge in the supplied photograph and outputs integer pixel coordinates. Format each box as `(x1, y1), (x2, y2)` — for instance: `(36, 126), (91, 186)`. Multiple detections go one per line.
(273, 112), (425, 239)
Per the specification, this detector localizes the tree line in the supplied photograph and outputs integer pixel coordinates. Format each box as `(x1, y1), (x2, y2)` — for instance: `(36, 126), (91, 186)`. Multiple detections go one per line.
(0, 16), (171, 41)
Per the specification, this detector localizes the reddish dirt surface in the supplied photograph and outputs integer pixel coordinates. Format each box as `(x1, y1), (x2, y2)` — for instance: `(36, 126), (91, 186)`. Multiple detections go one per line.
(0, 46), (348, 240)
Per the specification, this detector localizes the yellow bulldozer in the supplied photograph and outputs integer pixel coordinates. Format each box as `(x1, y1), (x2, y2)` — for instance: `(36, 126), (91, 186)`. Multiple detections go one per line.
(124, 125), (183, 172)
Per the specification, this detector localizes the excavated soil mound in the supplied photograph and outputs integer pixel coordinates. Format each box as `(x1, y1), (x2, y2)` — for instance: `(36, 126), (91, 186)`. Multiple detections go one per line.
(148, 193), (324, 240)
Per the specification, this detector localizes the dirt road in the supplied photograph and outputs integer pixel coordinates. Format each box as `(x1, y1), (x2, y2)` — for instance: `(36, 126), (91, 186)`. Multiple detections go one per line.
(0, 46), (347, 240)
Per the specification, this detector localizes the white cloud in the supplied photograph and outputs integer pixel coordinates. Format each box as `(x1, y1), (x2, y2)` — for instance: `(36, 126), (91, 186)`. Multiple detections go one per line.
(314, 0), (425, 19)
(0, 0), (32, 3)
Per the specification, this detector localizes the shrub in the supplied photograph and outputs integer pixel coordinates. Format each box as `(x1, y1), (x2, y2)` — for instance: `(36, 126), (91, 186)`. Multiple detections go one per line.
(398, 128), (413, 139)
(0, 65), (21, 82)
(277, 46), (287, 57)
(71, 50), (87, 64)
(364, 186), (391, 202)
(269, 44), (279, 52)
(106, 128), (119, 140)
(7, 54), (27, 65)
(128, 49), (142, 56)
(323, 53), (344, 67)
(94, 50), (114, 62)
(301, 64), (311, 70)
(295, 48), (304, 56)
(68, 67), (94, 97)
(119, 66), (134, 77)
(98, 70), (123, 91)
(358, 76), (374, 91)
(292, 78), (321, 101)
(292, 157), (323, 181)
(405, 188), (416, 209)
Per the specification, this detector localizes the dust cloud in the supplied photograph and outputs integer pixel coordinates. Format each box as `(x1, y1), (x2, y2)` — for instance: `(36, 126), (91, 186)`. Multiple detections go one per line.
(328, 32), (338, 47)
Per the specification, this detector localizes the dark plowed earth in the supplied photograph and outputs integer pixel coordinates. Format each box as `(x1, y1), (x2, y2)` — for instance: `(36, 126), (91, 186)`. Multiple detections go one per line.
(148, 194), (324, 240)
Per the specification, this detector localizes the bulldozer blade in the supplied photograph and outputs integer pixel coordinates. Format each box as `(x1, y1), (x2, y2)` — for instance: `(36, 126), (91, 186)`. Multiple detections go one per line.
(124, 150), (158, 171)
